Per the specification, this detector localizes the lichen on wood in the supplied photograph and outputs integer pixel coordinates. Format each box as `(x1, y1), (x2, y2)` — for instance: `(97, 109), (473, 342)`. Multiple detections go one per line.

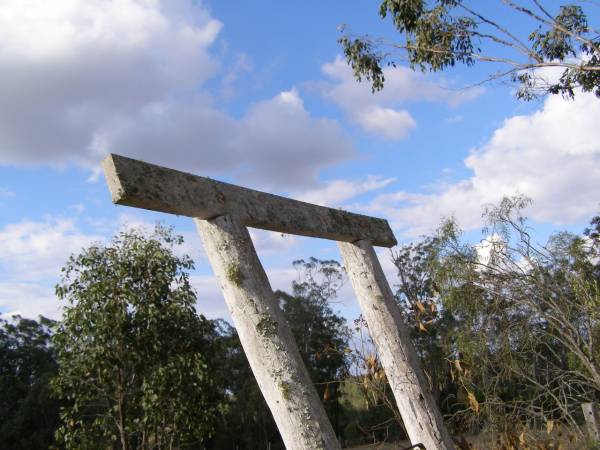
(226, 262), (245, 286)
(196, 215), (341, 450)
(103, 153), (396, 247)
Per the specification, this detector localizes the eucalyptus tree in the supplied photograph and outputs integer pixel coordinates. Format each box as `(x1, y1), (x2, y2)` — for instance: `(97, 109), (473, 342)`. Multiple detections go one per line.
(428, 198), (600, 441)
(340, 0), (600, 100)
(0, 315), (59, 450)
(53, 226), (222, 450)
(281, 258), (349, 433)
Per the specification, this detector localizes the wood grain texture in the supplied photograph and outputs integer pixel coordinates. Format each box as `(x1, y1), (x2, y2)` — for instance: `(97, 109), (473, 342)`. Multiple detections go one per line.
(338, 239), (455, 450)
(582, 402), (600, 441)
(102, 154), (396, 247)
(197, 215), (341, 450)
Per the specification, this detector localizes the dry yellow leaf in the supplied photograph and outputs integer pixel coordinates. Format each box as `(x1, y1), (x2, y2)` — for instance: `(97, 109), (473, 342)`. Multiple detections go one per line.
(546, 419), (554, 434)
(365, 354), (377, 371)
(454, 359), (463, 373)
(519, 430), (525, 446)
(467, 391), (479, 413)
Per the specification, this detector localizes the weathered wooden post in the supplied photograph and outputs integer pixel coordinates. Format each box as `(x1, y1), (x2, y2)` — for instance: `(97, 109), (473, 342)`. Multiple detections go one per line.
(101, 153), (454, 450)
(339, 240), (454, 450)
(582, 402), (600, 442)
(197, 215), (339, 449)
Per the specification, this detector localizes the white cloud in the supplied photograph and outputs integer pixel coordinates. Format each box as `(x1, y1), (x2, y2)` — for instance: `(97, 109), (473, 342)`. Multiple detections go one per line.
(189, 274), (229, 320)
(0, 282), (59, 320)
(220, 53), (252, 99)
(98, 88), (353, 191)
(358, 91), (600, 236)
(474, 234), (506, 267)
(1, 0), (221, 62)
(0, 0), (220, 164)
(354, 106), (416, 139)
(0, 217), (105, 319)
(296, 175), (396, 207)
(0, 213), (315, 320)
(233, 89), (354, 189)
(319, 56), (482, 139)
(69, 203), (85, 214)
(249, 229), (298, 255)
(0, 212), (396, 321)
(0, 218), (104, 282)
(0, 1), (354, 190)
(0, 214), (206, 319)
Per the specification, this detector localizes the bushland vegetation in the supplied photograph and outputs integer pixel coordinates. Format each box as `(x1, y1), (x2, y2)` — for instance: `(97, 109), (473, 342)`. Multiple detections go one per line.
(2, 198), (599, 449)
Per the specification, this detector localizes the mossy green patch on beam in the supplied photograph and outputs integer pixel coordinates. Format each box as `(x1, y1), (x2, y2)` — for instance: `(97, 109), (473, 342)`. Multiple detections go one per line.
(102, 154), (397, 247)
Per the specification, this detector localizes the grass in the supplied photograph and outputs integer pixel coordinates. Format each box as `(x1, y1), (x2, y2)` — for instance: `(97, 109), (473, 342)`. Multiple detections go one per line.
(346, 429), (599, 449)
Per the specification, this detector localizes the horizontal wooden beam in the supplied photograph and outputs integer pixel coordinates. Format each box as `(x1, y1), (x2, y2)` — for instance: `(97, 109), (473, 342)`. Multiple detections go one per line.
(102, 154), (397, 247)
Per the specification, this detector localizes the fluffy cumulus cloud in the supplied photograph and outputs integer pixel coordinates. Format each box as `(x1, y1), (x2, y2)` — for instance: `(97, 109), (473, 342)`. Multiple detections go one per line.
(0, 218), (105, 318)
(296, 175), (396, 207)
(359, 92), (600, 236)
(0, 282), (58, 320)
(0, 215), (199, 319)
(0, 218), (104, 282)
(0, 0), (354, 190)
(96, 87), (354, 190)
(319, 56), (482, 139)
(0, 0), (221, 163)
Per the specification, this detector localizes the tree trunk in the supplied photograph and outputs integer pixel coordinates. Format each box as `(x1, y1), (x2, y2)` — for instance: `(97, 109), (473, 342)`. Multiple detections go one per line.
(196, 215), (340, 450)
(338, 239), (454, 450)
(117, 391), (128, 450)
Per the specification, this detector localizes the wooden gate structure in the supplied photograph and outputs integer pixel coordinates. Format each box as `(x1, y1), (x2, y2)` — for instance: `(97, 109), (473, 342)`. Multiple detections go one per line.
(102, 154), (454, 450)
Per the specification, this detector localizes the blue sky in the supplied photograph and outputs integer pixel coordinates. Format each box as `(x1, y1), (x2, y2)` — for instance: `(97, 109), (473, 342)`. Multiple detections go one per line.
(1, 1), (599, 321)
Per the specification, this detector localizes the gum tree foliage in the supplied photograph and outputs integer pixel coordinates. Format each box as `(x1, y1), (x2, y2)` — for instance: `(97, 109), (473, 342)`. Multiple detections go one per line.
(0, 315), (60, 450)
(209, 319), (283, 450)
(394, 197), (600, 443)
(280, 258), (349, 432)
(339, 1), (600, 100)
(53, 226), (222, 450)
(440, 202), (600, 441)
(284, 258), (348, 389)
(392, 236), (459, 418)
(340, 316), (408, 445)
(584, 214), (600, 279)
(382, 198), (600, 449)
